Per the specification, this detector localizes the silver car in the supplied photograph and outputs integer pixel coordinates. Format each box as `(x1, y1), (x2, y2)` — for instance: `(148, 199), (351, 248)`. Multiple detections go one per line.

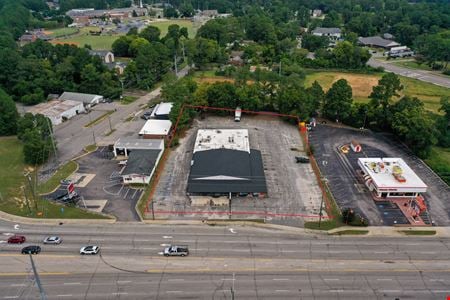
(43, 236), (62, 244)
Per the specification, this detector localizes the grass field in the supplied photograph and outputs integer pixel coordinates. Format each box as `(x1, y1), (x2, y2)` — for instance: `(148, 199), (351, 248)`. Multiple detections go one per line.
(424, 147), (450, 185)
(0, 137), (108, 219)
(304, 71), (450, 113)
(46, 27), (79, 38)
(393, 60), (449, 74)
(52, 20), (196, 50)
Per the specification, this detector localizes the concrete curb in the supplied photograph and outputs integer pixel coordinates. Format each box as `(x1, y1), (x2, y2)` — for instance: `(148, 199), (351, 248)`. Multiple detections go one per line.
(0, 209), (116, 225)
(328, 226), (449, 237)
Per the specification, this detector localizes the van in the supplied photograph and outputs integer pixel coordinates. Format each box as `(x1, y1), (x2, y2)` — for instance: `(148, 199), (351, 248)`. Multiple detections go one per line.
(234, 107), (242, 122)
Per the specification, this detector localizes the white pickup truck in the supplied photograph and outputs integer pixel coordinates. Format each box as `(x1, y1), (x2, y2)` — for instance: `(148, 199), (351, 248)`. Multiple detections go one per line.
(164, 245), (189, 256)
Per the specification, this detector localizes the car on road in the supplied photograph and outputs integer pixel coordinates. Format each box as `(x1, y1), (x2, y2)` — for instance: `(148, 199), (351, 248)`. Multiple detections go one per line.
(43, 236), (62, 244)
(80, 245), (100, 255)
(164, 245), (189, 257)
(21, 245), (41, 254)
(8, 235), (26, 244)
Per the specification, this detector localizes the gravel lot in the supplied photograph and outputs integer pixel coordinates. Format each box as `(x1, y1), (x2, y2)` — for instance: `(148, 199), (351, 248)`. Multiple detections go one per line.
(150, 114), (324, 227)
(309, 124), (450, 226)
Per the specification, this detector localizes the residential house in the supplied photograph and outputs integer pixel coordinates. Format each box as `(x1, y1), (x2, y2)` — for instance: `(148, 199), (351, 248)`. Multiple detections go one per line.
(311, 27), (342, 42)
(89, 50), (115, 64)
(229, 51), (244, 66)
(311, 9), (322, 18)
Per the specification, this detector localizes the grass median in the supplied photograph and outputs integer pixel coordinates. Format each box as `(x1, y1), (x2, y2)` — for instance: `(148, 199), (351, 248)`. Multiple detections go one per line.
(84, 110), (114, 128)
(37, 161), (78, 195)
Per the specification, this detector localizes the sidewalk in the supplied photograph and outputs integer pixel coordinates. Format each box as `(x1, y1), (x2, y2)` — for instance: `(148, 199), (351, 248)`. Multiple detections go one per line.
(329, 226), (450, 237)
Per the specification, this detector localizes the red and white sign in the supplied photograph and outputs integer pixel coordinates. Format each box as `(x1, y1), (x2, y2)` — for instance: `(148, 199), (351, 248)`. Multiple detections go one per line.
(67, 182), (75, 194)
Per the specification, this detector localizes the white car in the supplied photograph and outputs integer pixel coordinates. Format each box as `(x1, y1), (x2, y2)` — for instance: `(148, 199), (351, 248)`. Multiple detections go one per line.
(80, 245), (100, 255)
(43, 236), (62, 244)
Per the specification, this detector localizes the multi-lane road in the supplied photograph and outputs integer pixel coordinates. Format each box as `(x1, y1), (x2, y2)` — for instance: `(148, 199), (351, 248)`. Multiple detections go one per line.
(1, 222), (450, 299)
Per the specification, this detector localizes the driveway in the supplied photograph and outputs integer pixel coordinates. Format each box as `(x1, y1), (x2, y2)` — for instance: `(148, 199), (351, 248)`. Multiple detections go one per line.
(368, 57), (450, 88)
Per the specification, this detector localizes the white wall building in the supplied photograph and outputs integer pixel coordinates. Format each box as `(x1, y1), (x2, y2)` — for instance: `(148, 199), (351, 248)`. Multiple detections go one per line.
(194, 129), (250, 153)
(139, 119), (172, 139)
(59, 92), (103, 109)
(27, 99), (85, 125)
(358, 158), (427, 199)
(150, 102), (173, 119)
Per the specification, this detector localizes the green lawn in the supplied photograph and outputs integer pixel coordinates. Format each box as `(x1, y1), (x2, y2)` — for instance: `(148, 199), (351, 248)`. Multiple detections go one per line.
(0, 137), (108, 219)
(47, 27), (79, 38)
(393, 60), (449, 74)
(304, 71), (450, 113)
(424, 147), (450, 185)
(330, 230), (369, 235)
(37, 161), (78, 195)
(120, 95), (138, 105)
(400, 230), (436, 236)
(52, 20), (196, 50)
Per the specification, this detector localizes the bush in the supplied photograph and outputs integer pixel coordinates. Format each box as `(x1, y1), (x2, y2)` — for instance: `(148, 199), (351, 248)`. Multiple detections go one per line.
(443, 69), (450, 76)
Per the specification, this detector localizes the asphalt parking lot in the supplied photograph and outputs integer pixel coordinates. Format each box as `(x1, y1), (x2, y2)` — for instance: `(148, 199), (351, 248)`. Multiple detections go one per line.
(151, 114), (324, 227)
(75, 147), (143, 221)
(309, 124), (450, 226)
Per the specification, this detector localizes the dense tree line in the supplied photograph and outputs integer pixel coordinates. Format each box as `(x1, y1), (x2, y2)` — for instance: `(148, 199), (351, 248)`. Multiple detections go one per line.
(0, 39), (121, 104)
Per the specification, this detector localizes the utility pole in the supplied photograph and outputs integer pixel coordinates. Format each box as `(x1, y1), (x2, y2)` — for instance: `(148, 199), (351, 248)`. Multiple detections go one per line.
(25, 174), (37, 211)
(107, 115), (113, 132)
(318, 195), (324, 228)
(46, 117), (58, 163)
(230, 272), (235, 300)
(174, 55), (178, 76)
(22, 186), (32, 214)
(29, 253), (47, 300)
(151, 200), (155, 220)
(88, 112), (96, 144)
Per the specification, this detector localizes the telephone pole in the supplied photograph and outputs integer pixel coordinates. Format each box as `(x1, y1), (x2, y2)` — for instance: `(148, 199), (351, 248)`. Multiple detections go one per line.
(29, 254), (47, 300)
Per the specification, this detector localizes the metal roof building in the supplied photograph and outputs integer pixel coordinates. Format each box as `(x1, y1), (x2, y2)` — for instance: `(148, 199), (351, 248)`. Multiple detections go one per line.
(59, 92), (103, 108)
(27, 99), (85, 125)
(150, 102), (173, 120)
(358, 36), (400, 49)
(139, 119), (172, 139)
(187, 129), (267, 195)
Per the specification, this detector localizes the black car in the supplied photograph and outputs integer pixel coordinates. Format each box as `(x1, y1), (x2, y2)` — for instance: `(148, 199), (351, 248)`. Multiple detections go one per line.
(295, 156), (310, 163)
(140, 111), (153, 120)
(21, 245), (41, 254)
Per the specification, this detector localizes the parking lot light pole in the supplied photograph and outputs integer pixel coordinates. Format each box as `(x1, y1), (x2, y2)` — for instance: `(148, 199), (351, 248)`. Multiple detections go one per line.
(318, 195), (324, 228)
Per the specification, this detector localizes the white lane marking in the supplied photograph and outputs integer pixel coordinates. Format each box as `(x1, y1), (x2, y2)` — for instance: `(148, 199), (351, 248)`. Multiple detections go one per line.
(324, 278), (339, 281)
(273, 278), (290, 281)
(275, 290), (290, 292)
(163, 236), (172, 239)
(14, 225), (19, 230)
(2, 233), (13, 236)
(0, 241), (6, 243)
(3, 296), (19, 299)
(112, 292), (128, 295)
(374, 251), (389, 254)
(380, 290), (401, 293)
(420, 252), (436, 254)
(117, 281), (131, 284)
(166, 291), (182, 293)
(63, 282), (81, 285)
(57, 295), (73, 297)
(429, 279), (444, 282)
(329, 289), (344, 293)
(229, 228), (236, 234)
(168, 279), (185, 282)
(434, 290), (450, 293)
(160, 244), (171, 247)
(10, 284), (26, 287)
(135, 239), (150, 242)
(158, 252), (164, 255)
(377, 279), (393, 281)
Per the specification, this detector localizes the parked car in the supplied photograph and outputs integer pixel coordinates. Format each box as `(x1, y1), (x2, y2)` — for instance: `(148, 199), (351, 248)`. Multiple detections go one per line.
(164, 245), (189, 257)
(21, 245), (41, 254)
(141, 111), (153, 120)
(80, 245), (100, 255)
(295, 156), (310, 163)
(43, 236), (62, 244)
(8, 235), (26, 244)
(60, 179), (72, 185)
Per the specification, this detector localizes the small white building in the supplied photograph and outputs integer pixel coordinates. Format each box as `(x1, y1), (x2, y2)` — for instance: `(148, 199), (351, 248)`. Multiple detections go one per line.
(59, 92), (103, 109)
(139, 119), (172, 139)
(116, 138), (164, 185)
(150, 102), (173, 119)
(358, 158), (427, 199)
(27, 99), (85, 125)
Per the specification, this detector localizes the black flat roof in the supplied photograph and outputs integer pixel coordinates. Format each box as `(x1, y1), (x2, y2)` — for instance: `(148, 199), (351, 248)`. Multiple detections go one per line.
(187, 149), (267, 193)
(122, 149), (162, 175)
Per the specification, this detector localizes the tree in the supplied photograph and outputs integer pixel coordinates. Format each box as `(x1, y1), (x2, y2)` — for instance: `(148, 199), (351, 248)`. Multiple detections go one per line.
(0, 88), (18, 135)
(112, 36), (132, 56)
(323, 79), (353, 122)
(306, 81), (325, 113)
(206, 82), (238, 110)
(164, 7), (179, 18)
(179, 2), (194, 17)
(22, 128), (52, 165)
(302, 34), (329, 52)
(186, 38), (224, 70)
(277, 80), (315, 120)
(332, 41), (370, 69)
(140, 25), (161, 43)
(129, 37), (150, 57)
(436, 96), (450, 147)
(390, 97), (437, 158)
(126, 27), (138, 36)
(369, 72), (403, 128)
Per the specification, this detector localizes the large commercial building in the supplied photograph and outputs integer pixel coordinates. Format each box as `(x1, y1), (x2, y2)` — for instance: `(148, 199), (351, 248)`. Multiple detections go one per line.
(59, 92), (103, 109)
(358, 157), (427, 199)
(187, 129), (267, 196)
(27, 99), (85, 125)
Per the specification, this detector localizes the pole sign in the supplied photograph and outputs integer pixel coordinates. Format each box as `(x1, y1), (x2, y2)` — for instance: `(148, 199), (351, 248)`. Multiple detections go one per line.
(67, 182), (75, 194)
